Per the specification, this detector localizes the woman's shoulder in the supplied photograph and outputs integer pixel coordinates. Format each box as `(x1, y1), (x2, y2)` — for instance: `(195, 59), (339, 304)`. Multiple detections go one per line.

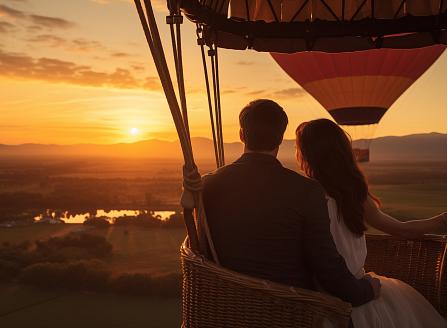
(325, 196), (339, 220)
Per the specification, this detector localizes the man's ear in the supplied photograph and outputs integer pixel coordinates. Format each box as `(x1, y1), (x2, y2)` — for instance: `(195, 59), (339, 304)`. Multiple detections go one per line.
(239, 128), (245, 143)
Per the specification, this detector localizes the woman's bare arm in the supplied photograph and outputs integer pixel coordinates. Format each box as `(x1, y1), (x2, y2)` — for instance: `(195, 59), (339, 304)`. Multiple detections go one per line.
(363, 196), (447, 238)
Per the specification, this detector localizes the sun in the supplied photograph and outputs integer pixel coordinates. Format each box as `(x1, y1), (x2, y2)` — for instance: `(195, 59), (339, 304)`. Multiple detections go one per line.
(129, 127), (140, 136)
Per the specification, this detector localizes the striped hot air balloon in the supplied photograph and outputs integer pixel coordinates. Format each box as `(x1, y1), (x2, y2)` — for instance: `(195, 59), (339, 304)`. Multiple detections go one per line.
(271, 45), (445, 161)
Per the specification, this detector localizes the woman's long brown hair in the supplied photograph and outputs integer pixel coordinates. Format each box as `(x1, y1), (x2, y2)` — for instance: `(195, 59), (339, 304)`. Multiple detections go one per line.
(296, 119), (376, 236)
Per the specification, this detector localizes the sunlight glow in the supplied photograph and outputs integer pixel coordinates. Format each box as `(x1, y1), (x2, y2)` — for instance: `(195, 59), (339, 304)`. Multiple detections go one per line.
(130, 127), (140, 136)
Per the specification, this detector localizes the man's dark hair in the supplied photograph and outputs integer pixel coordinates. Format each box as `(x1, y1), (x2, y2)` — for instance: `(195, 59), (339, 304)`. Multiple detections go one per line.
(239, 99), (288, 151)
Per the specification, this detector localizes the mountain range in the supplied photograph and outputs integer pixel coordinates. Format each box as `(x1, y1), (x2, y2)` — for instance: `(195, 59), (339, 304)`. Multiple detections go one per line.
(0, 132), (446, 162)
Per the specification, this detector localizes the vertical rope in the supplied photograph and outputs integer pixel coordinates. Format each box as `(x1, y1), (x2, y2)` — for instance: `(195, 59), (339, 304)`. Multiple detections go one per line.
(209, 46), (224, 167)
(134, 0), (219, 263)
(197, 25), (220, 167)
(175, 23), (189, 137)
(136, 0), (192, 164)
(214, 46), (225, 166)
(168, 9), (191, 140)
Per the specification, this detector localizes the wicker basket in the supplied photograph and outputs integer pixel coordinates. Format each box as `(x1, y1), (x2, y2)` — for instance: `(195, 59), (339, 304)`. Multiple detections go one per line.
(181, 234), (447, 327)
(365, 234), (447, 314)
(181, 240), (352, 328)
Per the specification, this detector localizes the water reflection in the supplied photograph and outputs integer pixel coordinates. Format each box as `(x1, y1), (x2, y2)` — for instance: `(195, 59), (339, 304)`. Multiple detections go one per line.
(34, 210), (176, 224)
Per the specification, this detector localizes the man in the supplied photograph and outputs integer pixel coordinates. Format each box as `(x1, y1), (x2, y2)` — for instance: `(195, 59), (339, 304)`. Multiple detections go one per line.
(202, 99), (380, 306)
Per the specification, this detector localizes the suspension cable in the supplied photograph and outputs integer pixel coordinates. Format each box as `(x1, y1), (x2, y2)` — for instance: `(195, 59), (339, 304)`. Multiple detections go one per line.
(209, 47), (221, 167)
(214, 46), (225, 166)
(197, 25), (220, 167)
(209, 46), (225, 168)
(167, 7), (190, 140)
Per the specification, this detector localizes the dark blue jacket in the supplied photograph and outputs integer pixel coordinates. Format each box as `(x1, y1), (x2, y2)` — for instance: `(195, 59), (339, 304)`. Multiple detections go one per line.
(203, 152), (373, 306)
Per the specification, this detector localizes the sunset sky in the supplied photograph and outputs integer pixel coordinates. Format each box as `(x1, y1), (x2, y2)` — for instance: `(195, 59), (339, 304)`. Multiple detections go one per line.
(1, 0), (447, 145)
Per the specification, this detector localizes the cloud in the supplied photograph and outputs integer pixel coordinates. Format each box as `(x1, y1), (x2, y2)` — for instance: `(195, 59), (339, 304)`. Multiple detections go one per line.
(91, 0), (113, 3)
(0, 4), (76, 30)
(111, 52), (131, 58)
(222, 89), (237, 94)
(246, 89), (267, 96)
(90, 0), (128, 4)
(29, 14), (76, 29)
(28, 34), (65, 47)
(131, 64), (145, 71)
(272, 87), (307, 98)
(28, 34), (135, 58)
(243, 87), (307, 99)
(0, 21), (16, 33)
(0, 4), (26, 18)
(236, 61), (255, 66)
(90, 0), (166, 10)
(143, 76), (161, 89)
(71, 38), (103, 51)
(0, 48), (161, 91)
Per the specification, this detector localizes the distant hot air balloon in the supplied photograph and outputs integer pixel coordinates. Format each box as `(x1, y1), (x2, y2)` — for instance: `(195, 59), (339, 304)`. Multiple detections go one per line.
(271, 45), (445, 162)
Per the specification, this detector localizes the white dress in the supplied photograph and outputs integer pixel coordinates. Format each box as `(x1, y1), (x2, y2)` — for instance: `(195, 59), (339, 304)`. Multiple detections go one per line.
(326, 196), (447, 328)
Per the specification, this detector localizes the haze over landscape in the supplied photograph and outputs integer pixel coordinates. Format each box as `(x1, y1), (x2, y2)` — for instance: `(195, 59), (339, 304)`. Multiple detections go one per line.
(1, 132), (446, 162)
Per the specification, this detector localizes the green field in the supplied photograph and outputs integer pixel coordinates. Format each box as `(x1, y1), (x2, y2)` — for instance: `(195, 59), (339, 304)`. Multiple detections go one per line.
(0, 225), (186, 275)
(0, 225), (185, 328)
(0, 283), (181, 328)
(364, 161), (447, 219)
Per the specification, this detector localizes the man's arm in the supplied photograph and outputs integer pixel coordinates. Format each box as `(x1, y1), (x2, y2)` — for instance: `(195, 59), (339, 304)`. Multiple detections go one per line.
(302, 182), (376, 306)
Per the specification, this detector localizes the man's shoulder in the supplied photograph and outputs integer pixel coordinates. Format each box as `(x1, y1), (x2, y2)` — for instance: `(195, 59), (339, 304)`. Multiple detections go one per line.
(202, 163), (232, 177)
(203, 162), (323, 193)
(280, 167), (324, 193)
(202, 163), (236, 185)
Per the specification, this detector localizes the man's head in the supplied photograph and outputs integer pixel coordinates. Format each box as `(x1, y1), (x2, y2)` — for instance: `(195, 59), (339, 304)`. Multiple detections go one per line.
(239, 99), (288, 154)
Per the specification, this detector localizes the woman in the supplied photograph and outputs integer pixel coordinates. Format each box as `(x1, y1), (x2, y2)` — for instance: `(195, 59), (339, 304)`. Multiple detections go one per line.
(295, 119), (446, 328)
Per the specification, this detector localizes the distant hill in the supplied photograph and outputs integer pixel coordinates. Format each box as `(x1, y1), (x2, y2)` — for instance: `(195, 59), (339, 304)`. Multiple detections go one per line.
(0, 132), (446, 162)
(361, 133), (447, 161)
(279, 132), (447, 162)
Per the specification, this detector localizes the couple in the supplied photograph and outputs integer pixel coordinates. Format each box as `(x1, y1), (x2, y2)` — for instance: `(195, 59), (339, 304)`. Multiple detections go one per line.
(202, 99), (446, 327)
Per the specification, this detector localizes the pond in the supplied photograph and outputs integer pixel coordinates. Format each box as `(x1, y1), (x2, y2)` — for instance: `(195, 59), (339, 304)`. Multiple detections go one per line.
(34, 210), (177, 224)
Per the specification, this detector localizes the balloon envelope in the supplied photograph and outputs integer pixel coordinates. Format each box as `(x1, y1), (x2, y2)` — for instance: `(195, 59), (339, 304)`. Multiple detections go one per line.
(271, 46), (445, 126)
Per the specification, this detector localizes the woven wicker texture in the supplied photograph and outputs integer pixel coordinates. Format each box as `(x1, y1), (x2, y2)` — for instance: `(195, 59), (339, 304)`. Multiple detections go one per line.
(365, 234), (447, 315)
(181, 240), (352, 328)
(181, 234), (447, 327)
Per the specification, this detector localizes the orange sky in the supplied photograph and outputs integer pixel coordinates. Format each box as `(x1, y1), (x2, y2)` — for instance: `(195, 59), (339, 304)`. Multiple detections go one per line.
(1, 0), (446, 145)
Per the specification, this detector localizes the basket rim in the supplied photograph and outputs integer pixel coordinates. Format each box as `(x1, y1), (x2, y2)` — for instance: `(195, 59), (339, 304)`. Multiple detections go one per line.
(365, 233), (447, 243)
(181, 238), (352, 315)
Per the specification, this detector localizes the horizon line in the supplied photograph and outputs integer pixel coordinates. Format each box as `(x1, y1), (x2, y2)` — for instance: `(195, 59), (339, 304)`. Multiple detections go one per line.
(0, 131), (444, 147)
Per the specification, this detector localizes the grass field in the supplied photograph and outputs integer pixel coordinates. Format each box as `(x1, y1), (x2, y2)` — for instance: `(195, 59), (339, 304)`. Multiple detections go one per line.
(0, 225), (185, 328)
(0, 284), (181, 328)
(0, 225), (186, 275)
(364, 161), (447, 219)
(371, 183), (447, 218)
